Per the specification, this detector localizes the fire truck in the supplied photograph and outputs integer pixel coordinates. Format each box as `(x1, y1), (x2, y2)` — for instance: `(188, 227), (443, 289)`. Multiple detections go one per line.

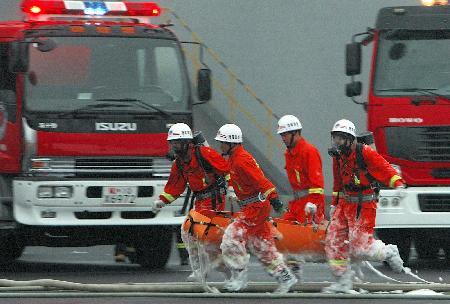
(345, 0), (450, 262)
(0, 0), (212, 267)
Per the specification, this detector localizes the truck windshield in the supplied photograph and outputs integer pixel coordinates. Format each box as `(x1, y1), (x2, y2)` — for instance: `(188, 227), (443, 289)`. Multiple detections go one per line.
(374, 30), (450, 97)
(24, 36), (189, 113)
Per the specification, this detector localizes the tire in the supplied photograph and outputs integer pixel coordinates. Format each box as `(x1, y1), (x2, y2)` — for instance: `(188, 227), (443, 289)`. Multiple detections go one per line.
(134, 226), (173, 269)
(0, 176), (23, 264)
(415, 242), (439, 259)
(376, 228), (411, 264)
(0, 233), (24, 264)
(413, 234), (440, 260)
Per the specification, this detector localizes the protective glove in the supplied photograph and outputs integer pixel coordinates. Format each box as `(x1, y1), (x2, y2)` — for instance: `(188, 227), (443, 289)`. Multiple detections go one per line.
(329, 205), (336, 219)
(226, 186), (238, 204)
(152, 199), (165, 212)
(269, 197), (284, 213)
(304, 202), (317, 215)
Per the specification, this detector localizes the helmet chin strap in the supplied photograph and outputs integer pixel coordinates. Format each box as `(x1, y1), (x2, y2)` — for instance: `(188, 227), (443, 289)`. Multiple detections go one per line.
(222, 143), (234, 156)
(288, 132), (296, 149)
(283, 131), (297, 149)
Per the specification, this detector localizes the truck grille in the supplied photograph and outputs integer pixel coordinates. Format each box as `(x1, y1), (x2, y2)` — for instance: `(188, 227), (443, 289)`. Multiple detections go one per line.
(432, 168), (450, 179)
(418, 194), (450, 212)
(385, 126), (450, 162)
(75, 157), (172, 178)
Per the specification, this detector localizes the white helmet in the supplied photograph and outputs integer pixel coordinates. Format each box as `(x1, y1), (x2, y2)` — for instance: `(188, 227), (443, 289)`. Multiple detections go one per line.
(331, 119), (356, 137)
(167, 123), (193, 141)
(277, 115), (302, 134)
(215, 124), (243, 143)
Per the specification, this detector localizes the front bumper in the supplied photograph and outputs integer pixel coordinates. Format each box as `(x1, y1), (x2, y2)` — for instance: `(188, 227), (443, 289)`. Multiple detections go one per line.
(13, 177), (186, 226)
(375, 186), (450, 229)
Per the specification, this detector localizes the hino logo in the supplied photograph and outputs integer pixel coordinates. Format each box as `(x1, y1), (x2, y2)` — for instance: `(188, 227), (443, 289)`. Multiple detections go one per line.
(389, 118), (423, 123)
(95, 122), (137, 131)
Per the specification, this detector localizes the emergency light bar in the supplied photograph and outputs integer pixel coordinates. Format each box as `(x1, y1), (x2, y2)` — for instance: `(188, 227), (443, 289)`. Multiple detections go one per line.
(21, 0), (161, 17)
(421, 0), (448, 6)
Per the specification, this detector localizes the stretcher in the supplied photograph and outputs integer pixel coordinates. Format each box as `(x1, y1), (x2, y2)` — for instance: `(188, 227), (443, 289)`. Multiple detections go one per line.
(271, 218), (327, 255)
(182, 209), (327, 255)
(182, 209), (238, 244)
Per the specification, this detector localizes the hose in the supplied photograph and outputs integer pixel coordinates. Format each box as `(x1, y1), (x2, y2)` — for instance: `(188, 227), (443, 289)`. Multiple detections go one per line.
(0, 279), (450, 293)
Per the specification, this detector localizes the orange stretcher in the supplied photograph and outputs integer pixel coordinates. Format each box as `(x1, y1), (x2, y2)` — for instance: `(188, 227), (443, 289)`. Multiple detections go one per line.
(182, 209), (327, 255)
(182, 209), (238, 244)
(270, 218), (327, 255)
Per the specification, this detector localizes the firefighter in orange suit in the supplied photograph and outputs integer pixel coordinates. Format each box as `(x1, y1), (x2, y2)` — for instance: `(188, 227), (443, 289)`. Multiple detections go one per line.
(215, 123), (297, 294)
(151, 123), (230, 283)
(323, 119), (406, 293)
(277, 115), (325, 224)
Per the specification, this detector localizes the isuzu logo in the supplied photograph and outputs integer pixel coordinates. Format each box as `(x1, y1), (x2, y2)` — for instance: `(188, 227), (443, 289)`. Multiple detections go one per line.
(388, 118), (424, 123)
(95, 122), (137, 131)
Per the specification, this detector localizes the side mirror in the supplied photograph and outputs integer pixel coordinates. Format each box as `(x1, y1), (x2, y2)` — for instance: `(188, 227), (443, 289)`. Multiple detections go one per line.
(346, 42), (361, 76)
(8, 42), (29, 73)
(33, 38), (57, 52)
(197, 68), (211, 102)
(346, 81), (362, 97)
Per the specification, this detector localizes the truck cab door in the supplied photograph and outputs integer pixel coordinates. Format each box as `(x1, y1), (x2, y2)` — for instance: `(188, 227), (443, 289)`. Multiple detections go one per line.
(0, 42), (22, 173)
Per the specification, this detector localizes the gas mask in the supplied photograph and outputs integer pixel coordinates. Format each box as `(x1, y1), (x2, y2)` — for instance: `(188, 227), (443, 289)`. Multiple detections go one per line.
(170, 140), (191, 158)
(221, 142), (234, 156)
(330, 133), (354, 157)
(327, 144), (340, 158)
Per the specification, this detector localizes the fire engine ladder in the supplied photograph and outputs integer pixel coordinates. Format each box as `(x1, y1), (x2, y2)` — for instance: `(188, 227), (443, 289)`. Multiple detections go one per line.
(161, 9), (289, 193)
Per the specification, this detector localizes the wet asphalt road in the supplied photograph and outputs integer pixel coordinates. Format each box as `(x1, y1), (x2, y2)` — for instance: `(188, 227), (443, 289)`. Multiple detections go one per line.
(1, 242), (450, 303)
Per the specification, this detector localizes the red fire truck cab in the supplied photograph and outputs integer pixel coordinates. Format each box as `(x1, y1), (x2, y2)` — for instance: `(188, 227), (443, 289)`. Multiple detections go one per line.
(0, 0), (211, 267)
(346, 3), (450, 262)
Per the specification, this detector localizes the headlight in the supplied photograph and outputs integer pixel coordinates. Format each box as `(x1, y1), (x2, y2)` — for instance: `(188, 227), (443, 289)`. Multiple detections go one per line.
(38, 185), (73, 198)
(391, 197), (401, 207)
(54, 186), (73, 198)
(379, 197), (389, 207)
(38, 186), (53, 198)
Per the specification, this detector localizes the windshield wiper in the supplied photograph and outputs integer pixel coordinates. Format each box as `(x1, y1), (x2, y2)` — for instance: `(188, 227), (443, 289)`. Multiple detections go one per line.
(58, 103), (130, 118)
(376, 88), (450, 105)
(96, 98), (172, 117)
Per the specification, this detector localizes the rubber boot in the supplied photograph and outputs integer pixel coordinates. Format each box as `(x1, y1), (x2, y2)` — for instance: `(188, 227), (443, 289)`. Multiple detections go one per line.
(385, 244), (404, 273)
(287, 260), (304, 283)
(322, 269), (355, 293)
(186, 270), (202, 282)
(176, 230), (190, 266)
(274, 267), (298, 294)
(223, 268), (248, 292)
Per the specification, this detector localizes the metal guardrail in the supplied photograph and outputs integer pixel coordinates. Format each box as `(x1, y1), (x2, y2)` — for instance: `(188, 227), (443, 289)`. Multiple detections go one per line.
(161, 8), (283, 162)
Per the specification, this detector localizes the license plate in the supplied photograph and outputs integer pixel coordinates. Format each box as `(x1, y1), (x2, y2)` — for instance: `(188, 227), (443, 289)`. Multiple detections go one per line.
(103, 186), (137, 204)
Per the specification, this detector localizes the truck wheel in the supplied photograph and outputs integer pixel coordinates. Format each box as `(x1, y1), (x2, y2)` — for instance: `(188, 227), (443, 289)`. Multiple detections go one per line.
(135, 226), (173, 269)
(0, 234), (24, 265)
(0, 176), (23, 265)
(376, 229), (411, 264)
(414, 240), (439, 260)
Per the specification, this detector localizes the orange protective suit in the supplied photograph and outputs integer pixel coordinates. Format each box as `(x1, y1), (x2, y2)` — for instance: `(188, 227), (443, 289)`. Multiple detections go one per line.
(159, 145), (230, 210)
(159, 145), (230, 281)
(221, 145), (293, 279)
(325, 144), (405, 276)
(282, 137), (325, 224)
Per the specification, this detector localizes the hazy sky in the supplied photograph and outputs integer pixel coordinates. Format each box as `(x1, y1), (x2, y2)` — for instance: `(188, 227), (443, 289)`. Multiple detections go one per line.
(1, 0), (420, 189)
